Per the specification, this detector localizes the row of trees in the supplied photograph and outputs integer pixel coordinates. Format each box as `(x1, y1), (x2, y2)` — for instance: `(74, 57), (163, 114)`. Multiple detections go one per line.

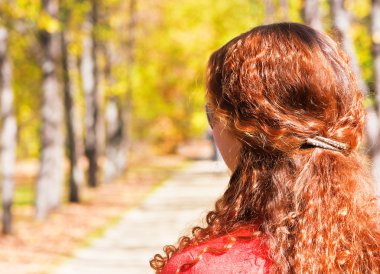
(0, 0), (265, 235)
(1, 0), (380, 235)
(0, 0), (138, 233)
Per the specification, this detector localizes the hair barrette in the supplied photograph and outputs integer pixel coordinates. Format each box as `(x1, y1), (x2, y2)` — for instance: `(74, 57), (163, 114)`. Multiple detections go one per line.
(305, 136), (349, 153)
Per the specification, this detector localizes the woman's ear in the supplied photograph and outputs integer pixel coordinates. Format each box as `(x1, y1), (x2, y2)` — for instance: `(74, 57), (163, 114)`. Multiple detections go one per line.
(212, 120), (241, 171)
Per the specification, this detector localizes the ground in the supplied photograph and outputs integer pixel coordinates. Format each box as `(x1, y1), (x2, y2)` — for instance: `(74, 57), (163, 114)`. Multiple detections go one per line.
(53, 160), (228, 274)
(0, 152), (187, 274)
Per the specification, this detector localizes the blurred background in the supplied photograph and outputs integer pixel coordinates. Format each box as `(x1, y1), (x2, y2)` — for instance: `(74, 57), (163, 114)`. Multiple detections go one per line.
(1, 0), (380, 273)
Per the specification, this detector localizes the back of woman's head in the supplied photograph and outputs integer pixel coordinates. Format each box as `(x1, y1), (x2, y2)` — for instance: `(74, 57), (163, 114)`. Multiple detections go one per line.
(206, 22), (380, 273)
(207, 22), (363, 153)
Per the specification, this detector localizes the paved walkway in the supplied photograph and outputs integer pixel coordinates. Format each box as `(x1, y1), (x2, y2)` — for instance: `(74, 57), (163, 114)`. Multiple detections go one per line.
(53, 160), (229, 274)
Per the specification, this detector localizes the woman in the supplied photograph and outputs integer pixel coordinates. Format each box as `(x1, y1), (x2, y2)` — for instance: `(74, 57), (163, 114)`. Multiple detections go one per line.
(151, 23), (380, 273)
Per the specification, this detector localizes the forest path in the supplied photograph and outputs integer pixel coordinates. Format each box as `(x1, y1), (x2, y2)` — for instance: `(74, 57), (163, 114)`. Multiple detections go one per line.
(53, 160), (229, 274)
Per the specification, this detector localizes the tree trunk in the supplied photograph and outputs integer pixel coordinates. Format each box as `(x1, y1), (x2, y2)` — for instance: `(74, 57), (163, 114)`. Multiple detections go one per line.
(121, 0), (137, 172)
(36, 0), (65, 220)
(280, 0), (289, 21)
(104, 97), (125, 183)
(0, 27), (16, 234)
(264, 0), (275, 24)
(60, 24), (82, 202)
(81, 0), (99, 188)
(102, 42), (126, 182)
(371, 0), (380, 197)
(302, 0), (323, 31)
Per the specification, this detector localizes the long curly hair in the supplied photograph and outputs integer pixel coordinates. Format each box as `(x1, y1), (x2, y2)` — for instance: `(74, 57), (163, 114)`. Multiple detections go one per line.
(151, 22), (380, 273)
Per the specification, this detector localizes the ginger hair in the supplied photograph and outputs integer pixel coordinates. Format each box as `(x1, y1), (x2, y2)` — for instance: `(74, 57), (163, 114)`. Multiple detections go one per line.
(151, 22), (380, 273)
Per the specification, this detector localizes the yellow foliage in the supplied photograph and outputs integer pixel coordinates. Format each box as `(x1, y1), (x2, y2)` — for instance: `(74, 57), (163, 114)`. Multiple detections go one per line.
(5, 0), (379, 158)
(37, 12), (61, 33)
(346, 0), (370, 18)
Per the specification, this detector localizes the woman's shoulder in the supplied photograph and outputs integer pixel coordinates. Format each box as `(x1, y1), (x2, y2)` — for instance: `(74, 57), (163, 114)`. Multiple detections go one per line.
(161, 228), (271, 274)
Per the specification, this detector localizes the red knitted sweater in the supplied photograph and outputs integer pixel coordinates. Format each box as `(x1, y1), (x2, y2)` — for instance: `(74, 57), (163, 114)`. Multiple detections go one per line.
(161, 228), (271, 274)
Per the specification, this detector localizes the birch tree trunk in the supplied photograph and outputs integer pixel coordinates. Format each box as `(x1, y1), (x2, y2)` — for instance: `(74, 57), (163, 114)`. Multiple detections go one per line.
(121, 0), (137, 172)
(264, 0), (275, 24)
(36, 0), (64, 220)
(280, 0), (289, 21)
(61, 24), (82, 202)
(371, 0), (380, 197)
(0, 27), (16, 234)
(81, 0), (99, 187)
(302, 0), (323, 31)
(104, 97), (124, 183)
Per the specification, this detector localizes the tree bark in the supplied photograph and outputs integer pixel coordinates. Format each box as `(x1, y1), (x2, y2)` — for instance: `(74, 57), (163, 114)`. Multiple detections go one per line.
(264, 0), (275, 24)
(0, 27), (16, 234)
(36, 0), (65, 220)
(371, 0), (380, 197)
(302, 0), (323, 31)
(102, 41), (126, 182)
(121, 0), (137, 172)
(60, 22), (82, 202)
(81, 0), (99, 187)
(104, 97), (125, 183)
(280, 0), (289, 21)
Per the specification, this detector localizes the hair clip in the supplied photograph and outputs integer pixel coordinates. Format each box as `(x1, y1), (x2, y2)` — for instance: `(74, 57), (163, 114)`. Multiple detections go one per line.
(305, 136), (349, 153)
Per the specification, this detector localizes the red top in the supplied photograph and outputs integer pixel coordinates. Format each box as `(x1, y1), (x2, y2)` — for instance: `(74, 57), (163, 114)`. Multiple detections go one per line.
(161, 228), (271, 274)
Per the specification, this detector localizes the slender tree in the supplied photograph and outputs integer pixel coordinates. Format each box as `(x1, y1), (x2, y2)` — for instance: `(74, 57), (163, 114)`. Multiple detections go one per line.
(302, 0), (323, 31)
(81, 0), (99, 187)
(101, 31), (125, 181)
(279, 0), (289, 21)
(36, 0), (65, 219)
(371, 0), (380, 197)
(104, 97), (124, 183)
(60, 5), (83, 202)
(264, 0), (275, 24)
(121, 0), (137, 171)
(0, 26), (16, 234)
